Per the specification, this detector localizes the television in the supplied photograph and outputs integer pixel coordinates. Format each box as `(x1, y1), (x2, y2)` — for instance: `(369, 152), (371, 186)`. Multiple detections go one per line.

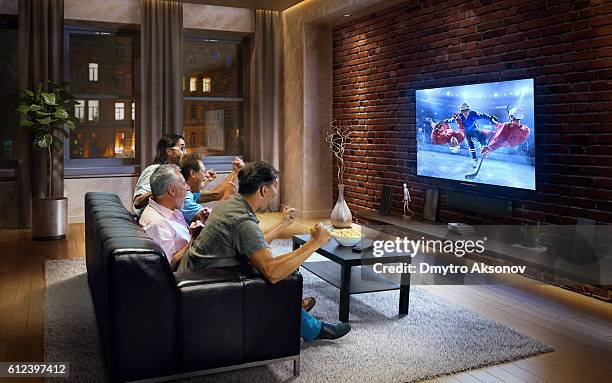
(416, 78), (535, 190)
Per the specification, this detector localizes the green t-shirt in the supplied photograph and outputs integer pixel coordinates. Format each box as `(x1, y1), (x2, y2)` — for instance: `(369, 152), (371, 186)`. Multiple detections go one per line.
(179, 194), (268, 271)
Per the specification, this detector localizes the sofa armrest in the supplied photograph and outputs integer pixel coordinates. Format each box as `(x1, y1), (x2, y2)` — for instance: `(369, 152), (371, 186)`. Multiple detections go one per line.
(177, 270), (245, 371)
(176, 266), (303, 372)
(241, 271), (303, 362)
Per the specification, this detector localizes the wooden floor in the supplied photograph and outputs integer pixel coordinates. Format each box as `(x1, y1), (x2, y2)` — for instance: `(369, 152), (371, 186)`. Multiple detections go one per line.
(0, 216), (610, 383)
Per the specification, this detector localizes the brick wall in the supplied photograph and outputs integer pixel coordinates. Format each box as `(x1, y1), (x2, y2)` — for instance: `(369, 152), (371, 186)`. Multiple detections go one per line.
(332, 0), (612, 224)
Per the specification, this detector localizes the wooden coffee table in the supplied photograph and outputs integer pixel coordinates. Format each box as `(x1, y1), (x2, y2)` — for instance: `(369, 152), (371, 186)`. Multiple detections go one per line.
(293, 229), (411, 323)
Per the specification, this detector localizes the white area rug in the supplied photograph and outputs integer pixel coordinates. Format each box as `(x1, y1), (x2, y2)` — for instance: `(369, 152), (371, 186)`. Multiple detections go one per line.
(44, 240), (553, 382)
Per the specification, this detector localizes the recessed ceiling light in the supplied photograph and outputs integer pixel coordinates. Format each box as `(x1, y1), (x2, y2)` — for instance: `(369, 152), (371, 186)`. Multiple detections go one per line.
(343, 14), (352, 17)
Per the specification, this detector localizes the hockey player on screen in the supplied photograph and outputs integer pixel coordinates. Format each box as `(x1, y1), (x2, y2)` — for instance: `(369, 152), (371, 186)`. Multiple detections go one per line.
(443, 102), (499, 168)
(480, 106), (530, 158)
(426, 116), (465, 153)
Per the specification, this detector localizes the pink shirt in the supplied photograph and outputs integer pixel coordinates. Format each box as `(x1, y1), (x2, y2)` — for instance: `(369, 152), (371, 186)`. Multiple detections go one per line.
(139, 198), (190, 262)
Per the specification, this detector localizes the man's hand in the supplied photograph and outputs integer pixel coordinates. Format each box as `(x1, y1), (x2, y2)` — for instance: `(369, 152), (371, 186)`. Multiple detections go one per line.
(206, 169), (217, 180)
(232, 157), (245, 172)
(189, 219), (205, 238)
(481, 146), (492, 158)
(281, 207), (297, 226)
(222, 180), (238, 200)
(310, 223), (331, 245)
(193, 207), (211, 224)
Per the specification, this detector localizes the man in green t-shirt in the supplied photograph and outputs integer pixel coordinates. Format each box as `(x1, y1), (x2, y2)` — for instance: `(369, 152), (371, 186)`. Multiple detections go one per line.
(180, 161), (351, 341)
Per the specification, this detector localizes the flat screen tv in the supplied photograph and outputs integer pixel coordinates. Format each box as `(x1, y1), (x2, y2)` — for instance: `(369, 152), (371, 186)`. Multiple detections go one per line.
(416, 78), (535, 190)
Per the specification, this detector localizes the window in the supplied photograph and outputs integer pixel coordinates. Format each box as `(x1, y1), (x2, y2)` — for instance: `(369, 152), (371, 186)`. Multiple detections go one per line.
(202, 77), (211, 93)
(66, 27), (138, 165)
(183, 37), (244, 156)
(88, 63), (99, 81)
(114, 102), (125, 120)
(0, 19), (18, 167)
(88, 100), (99, 121)
(75, 99), (85, 120)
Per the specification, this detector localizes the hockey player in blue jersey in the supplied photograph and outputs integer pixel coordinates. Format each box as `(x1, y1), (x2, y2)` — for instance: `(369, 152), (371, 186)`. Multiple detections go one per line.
(443, 102), (499, 168)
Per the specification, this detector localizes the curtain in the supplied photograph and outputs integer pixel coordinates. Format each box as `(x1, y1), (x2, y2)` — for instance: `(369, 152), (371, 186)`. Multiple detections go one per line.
(140, 0), (183, 166)
(17, 0), (64, 227)
(249, 10), (283, 211)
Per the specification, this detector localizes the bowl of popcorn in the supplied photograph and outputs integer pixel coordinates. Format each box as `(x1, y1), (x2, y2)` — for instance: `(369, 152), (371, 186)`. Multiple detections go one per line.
(330, 227), (362, 247)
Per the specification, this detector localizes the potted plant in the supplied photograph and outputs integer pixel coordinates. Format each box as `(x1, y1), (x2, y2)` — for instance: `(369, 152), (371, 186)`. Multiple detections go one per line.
(17, 81), (77, 240)
(520, 220), (543, 248)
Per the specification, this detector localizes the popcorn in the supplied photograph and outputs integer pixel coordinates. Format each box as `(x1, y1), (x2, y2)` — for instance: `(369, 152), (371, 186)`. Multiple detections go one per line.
(331, 228), (361, 238)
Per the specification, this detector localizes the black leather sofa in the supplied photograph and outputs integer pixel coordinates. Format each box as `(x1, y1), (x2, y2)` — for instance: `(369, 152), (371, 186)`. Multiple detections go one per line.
(84, 192), (302, 382)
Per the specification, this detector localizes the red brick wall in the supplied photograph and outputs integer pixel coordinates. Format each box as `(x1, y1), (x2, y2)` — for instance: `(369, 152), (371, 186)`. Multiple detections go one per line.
(332, 0), (612, 224)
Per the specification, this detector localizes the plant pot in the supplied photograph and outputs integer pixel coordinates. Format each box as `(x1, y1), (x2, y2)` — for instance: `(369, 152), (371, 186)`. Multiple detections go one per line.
(520, 236), (539, 248)
(31, 197), (67, 240)
(330, 184), (352, 228)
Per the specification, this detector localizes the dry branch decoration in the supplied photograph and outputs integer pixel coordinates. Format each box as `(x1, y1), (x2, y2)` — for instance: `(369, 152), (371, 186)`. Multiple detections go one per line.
(325, 118), (354, 183)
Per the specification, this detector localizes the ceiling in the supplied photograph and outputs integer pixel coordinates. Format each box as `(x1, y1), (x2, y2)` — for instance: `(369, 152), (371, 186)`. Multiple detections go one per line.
(181, 0), (305, 11)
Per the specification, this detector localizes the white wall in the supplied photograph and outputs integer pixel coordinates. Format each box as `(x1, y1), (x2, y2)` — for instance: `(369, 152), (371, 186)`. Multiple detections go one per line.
(65, 176), (139, 223)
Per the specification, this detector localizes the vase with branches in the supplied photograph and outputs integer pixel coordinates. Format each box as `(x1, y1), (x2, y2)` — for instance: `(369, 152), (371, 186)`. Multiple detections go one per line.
(326, 118), (354, 228)
(17, 80), (77, 239)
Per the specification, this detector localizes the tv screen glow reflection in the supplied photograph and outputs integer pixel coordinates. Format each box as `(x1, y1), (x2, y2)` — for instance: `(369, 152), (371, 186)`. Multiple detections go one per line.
(416, 78), (535, 190)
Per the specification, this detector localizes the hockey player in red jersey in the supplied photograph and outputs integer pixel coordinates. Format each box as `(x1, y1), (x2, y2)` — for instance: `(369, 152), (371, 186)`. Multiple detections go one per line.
(480, 107), (530, 158)
(427, 115), (465, 153)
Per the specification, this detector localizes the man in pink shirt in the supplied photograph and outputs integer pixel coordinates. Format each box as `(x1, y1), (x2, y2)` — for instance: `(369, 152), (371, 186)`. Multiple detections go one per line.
(139, 164), (203, 270)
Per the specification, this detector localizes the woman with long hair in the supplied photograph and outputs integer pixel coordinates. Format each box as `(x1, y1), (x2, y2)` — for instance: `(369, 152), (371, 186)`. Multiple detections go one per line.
(133, 134), (186, 215)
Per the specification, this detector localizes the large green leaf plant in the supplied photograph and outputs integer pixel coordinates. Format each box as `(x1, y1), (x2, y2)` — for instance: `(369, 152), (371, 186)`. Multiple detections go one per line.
(17, 81), (77, 198)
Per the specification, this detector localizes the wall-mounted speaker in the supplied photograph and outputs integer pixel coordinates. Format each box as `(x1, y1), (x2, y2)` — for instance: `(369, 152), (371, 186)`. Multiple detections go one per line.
(447, 190), (511, 218)
(379, 185), (392, 216)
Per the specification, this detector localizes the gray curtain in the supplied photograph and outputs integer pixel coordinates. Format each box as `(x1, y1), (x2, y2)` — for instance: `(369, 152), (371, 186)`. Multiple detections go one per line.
(140, 0), (183, 166)
(249, 10), (282, 211)
(17, 0), (64, 227)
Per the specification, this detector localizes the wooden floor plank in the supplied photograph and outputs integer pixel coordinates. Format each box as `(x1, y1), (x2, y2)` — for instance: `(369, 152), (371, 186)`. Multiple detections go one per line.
(483, 364), (528, 383)
(467, 369), (505, 383)
(497, 362), (547, 383)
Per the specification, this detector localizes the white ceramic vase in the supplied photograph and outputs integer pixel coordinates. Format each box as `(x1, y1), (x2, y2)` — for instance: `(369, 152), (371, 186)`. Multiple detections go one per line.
(330, 184), (352, 228)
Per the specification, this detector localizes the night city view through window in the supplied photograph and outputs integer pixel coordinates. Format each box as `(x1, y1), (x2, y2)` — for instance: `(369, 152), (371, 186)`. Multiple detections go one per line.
(183, 39), (243, 156)
(0, 27), (18, 165)
(67, 31), (136, 160)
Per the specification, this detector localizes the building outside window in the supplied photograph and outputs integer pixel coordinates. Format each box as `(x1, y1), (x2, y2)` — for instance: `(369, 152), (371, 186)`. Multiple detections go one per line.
(183, 37), (244, 157)
(66, 27), (138, 164)
(88, 100), (99, 121)
(75, 99), (85, 120)
(0, 20), (19, 167)
(114, 102), (125, 120)
(88, 63), (99, 81)
(202, 77), (211, 93)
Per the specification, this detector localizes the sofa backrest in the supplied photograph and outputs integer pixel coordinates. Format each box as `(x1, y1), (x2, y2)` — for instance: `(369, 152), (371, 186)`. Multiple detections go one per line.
(84, 192), (178, 381)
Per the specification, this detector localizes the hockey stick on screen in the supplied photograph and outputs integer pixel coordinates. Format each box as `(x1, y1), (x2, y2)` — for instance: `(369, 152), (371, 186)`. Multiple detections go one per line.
(465, 157), (484, 180)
